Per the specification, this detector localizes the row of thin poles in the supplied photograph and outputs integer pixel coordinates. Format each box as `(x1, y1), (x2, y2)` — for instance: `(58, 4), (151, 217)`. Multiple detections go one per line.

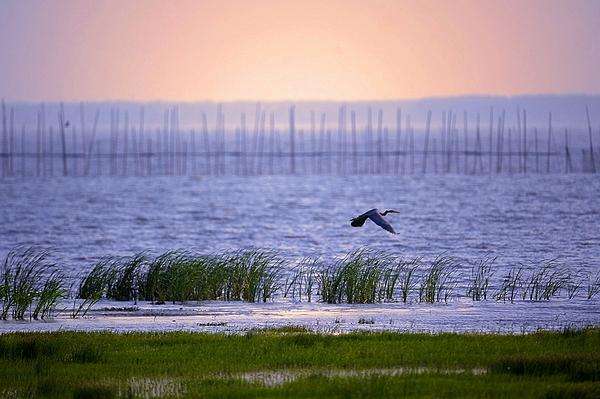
(1, 101), (599, 177)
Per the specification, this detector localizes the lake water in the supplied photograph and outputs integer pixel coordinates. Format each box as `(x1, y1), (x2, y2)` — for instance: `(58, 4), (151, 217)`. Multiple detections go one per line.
(1, 174), (599, 332)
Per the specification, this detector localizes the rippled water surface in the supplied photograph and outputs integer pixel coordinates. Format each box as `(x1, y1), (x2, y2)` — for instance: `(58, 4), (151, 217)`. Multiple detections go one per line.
(1, 174), (599, 332)
(2, 175), (599, 267)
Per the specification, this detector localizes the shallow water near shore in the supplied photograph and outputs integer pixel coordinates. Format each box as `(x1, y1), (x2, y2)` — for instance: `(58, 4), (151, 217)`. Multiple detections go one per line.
(1, 174), (599, 332)
(0, 297), (598, 334)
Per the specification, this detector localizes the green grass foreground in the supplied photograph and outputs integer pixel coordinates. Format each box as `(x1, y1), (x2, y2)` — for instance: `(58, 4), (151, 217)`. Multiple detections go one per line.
(0, 328), (599, 398)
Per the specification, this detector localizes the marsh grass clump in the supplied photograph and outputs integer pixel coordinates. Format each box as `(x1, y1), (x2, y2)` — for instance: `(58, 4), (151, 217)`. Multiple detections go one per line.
(319, 250), (392, 304)
(137, 250), (186, 303)
(563, 269), (585, 300)
(136, 249), (281, 303)
(319, 262), (346, 304)
(495, 266), (523, 302)
(77, 259), (117, 299)
(74, 258), (119, 318)
(466, 257), (496, 301)
(0, 247), (65, 320)
(586, 271), (600, 300)
(377, 256), (420, 303)
(397, 257), (420, 303)
(284, 257), (319, 302)
(32, 270), (65, 320)
(418, 256), (457, 303)
(106, 253), (146, 301)
(223, 250), (282, 302)
(138, 250), (215, 303)
(522, 260), (570, 301)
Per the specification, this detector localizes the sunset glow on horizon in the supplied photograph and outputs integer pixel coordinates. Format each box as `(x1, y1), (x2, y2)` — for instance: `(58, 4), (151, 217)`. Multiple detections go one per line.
(1, 0), (599, 102)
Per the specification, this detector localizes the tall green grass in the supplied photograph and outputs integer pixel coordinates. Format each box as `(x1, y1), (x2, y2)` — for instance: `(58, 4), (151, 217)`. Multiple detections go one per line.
(467, 257), (495, 301)
(587, 271), (600, 300)
(522, 260), (570, 301)
(319, 250), (393, 304)
(495, 266), (523, 303)
(32, 270), (65, 320)
(397, 257), (420, 303)
(107, 253), (146, 301)
(284, 257), (319, 302)
(1, 246), (598, 321)
(418, 256), (457, 303)
(0, 247), (65, 320)
(134, 249), (281, 303)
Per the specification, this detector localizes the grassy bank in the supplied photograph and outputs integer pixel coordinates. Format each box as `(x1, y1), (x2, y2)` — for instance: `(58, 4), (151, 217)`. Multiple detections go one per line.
(0, 328), (599, 398)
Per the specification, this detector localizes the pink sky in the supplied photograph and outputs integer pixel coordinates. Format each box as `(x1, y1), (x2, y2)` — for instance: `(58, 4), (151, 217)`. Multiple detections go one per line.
(1, 0), (599, 101)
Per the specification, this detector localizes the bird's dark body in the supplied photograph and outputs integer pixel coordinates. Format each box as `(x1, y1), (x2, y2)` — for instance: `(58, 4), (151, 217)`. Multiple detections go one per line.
(350, 208), (399, 234)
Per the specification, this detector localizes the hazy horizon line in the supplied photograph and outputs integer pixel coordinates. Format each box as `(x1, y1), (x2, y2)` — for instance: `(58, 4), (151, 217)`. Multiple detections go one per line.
(3, 92), (600, 105)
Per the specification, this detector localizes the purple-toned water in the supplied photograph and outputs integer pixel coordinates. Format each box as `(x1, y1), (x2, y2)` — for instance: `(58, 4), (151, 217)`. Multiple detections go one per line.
(1, 174), (599, 332)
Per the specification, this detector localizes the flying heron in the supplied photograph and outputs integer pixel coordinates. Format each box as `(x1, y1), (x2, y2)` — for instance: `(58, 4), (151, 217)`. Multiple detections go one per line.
(350, 208), (399, 234)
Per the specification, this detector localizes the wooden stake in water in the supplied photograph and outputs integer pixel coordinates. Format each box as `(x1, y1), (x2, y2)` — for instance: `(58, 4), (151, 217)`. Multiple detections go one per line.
(326, 128), (332, 174)
(79, 103), (86, 175)
(546, 112), (552, 173)
(432, 137), (438, 173)
(488, 107), (494, 174)
(534, 127), (539, 173)
(1, 100), (7, 177)
(366, 107), (373, 174)
(523, 109), (528, 174)
(473, 112), (484, 174)
(251, 103), (261, 175)
(401, 115), (410, 175)
(269, 112), (275, 175)
(409, 119), (415, 174)
(516, 107), (522, 173)
(318, 113), (325, 174)
(48, 126), (54, 177)
(289, 105), (296, 174)
(463, 110), (468, 173)
(83, 108), (98, 176)
(564, 128), (572, 173)
(446, 111), (455, 173)
(376, 109), (383, 174)
(36, 108), (41, 177)
(395, 108), (402, 174)
(421, 110), (432, 174)
(146, 136), (153, 176)
(240, 112), (246, 176)
(122, 111), (129, 176)
(441, 111), (447, 173)
(351, 110), (358, 175)
(8, 107), (14, 176)
(585, 106), (596, 173)
(48, 124), (54, 177)
(507, 127), (513, 174)
(71, 124), (77, 176)
(138, 107), (145, 176)
(58, 103), (68, 176)
(20, 124), (26, 177)
(440, 111), (446, 174)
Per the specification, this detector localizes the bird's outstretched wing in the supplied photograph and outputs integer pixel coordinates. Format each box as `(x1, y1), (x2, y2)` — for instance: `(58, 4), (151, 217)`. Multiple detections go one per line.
(350, 214), (369, 227)
(368, 212), (397, 234)
(350, 209), (378, 227)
